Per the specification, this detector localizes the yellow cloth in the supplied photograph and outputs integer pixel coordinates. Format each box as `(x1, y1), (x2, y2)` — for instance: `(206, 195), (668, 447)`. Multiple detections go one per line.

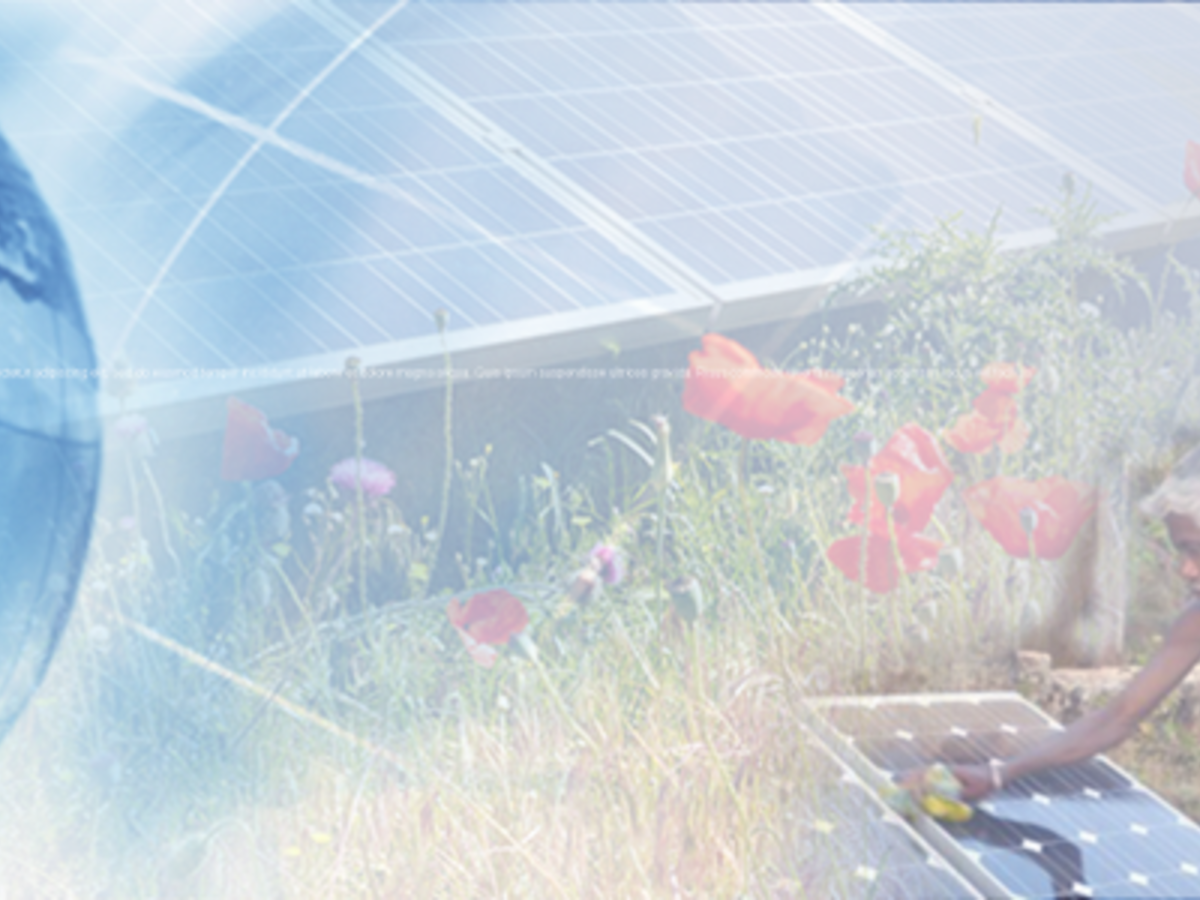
(881, 763), (973, 823)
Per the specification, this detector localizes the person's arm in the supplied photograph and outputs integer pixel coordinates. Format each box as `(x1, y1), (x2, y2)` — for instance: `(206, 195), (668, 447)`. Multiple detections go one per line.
(946, 601), (1200, 801)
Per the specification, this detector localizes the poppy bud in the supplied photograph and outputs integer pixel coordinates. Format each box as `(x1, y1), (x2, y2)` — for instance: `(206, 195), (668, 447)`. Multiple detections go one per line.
(874, 472), (900, 508)
(936, 547), (963, 577)
(511, 631), (538, 663)
(667, 576), (703, 624)
(1018, 507), (1039, 536)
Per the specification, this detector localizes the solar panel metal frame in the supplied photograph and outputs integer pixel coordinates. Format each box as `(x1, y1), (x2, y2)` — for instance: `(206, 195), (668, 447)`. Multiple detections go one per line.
(784, 725), (987, 899)
(100, 199), (1200, 443)
(804, 691), (1200, 900)
(804, 692), (1014, 898)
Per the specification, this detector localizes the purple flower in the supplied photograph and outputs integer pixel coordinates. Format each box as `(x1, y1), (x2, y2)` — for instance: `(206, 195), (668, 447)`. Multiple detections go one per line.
(589, 544), (625, 585)
(329, 457), (396, 500)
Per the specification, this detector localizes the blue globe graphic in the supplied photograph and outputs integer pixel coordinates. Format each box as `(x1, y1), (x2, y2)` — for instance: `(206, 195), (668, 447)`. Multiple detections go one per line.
(0, 129), (99, 742)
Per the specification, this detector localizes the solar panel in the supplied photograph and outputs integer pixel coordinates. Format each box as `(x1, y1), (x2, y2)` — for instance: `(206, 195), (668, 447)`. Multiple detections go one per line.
(809, 693), (1200, 899)
(782, 736), (984, 899)
(852, 4), (1200, 207)
(2, 8), (677, 376)
(356, 2), (1131, 286)
(174, 6), (348, 128)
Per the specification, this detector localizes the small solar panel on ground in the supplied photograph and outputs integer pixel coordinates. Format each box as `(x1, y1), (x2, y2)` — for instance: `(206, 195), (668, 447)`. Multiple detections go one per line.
(810, 693), (1200, 899)
(782, 738), (983, 899)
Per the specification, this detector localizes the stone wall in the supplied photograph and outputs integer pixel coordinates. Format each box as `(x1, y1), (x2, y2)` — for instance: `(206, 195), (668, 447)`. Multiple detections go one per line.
(1018, 650), (1200, 726)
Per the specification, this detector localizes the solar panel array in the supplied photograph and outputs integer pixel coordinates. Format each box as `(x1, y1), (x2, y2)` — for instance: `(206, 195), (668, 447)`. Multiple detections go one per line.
(811, 693), (1200, 899)
(3, 1), (1200, 391)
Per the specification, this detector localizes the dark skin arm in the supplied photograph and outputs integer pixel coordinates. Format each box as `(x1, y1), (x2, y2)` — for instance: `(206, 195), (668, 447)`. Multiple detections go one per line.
(906, 600), (1200, 802)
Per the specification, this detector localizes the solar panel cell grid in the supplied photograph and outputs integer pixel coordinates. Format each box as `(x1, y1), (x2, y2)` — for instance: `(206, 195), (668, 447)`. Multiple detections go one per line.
(781, 741), (983, 899)
(851, 4), (1200, 206)
(367, 3), (1122, 289)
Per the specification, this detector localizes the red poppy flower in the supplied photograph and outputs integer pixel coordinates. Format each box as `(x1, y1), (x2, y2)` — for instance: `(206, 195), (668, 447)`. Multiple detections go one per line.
(826, 530), (942, 594)
(1186, 140), (1200, 201)
(220, 397), (299, 481)
(843, 423), (953, 534)
(682, 333), (854, 445)
(944, 363), (1035, 454)
(964, 476), (1096, 560)
(446, 589), (529, 668)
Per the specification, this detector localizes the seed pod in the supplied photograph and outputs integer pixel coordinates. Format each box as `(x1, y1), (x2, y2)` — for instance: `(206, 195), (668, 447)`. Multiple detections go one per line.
(667, 576), (703, 624)
(874, 472), (900, 508)
(936, 548), (963, 578)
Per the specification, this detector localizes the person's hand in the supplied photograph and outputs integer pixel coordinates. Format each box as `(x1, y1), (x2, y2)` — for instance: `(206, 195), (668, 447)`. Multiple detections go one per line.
(896, 763), (996, 802)
(946, 763), (995, 801)
(896, 767), (929, 798)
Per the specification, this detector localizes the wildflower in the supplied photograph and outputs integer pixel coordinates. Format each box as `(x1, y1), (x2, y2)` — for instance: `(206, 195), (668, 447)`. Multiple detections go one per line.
(843, 423), (953, 535)
(329, 457), (396, 500)
(566, 544), (625, 606)
(589, 543), (625, 585)
(446, 589), (529, 668)
(1186, 140), (1200, 201)
(220, 397), (299, 481)
(826, 530), (941, 594)
(944, 363), (1035, 455)
(963, 476), (1096, 559)
(682, 333), (854, 444)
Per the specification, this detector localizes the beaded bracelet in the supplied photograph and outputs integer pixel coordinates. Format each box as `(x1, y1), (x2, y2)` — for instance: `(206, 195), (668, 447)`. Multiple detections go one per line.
(988, 758), (1006, 792)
